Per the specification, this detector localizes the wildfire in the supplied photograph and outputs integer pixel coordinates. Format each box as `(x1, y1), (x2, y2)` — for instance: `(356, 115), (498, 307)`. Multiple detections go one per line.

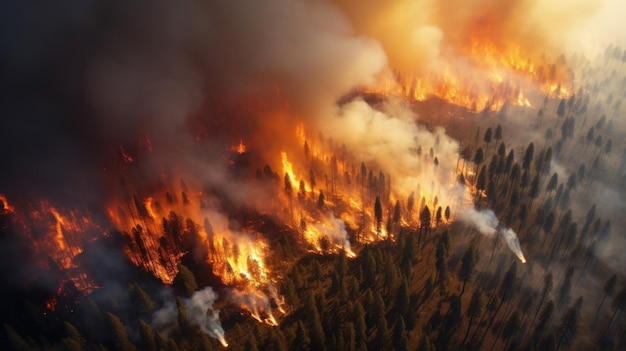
(362, 34), (570, 111)
(105, 177), (283, 325)
(0, 196), (102, 310)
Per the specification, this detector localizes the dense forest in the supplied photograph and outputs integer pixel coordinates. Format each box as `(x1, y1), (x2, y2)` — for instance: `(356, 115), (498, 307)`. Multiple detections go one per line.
(2, 1), (626, 350)
(2, 44), (626, 351)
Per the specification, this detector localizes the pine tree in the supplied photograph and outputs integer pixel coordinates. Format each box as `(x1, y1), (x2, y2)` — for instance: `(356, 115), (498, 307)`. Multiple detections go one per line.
(593, 274), (617, 326)
(138, 320), (156, 351)
(555, 297), (583, 351)
(173, 264), (198, 297)
(293, 320), (311, 351)
(106, 313), (136, 351)
(4, 324), (32, 351)
(372, 314), (390, 351)
(374, 196), (383, 236)
(129, 283), (154, 315)
(459, 243), (479, 295)
(533, 300), (555, 345)
(392, 318), (408, 351)
(462, 289), (483, 346)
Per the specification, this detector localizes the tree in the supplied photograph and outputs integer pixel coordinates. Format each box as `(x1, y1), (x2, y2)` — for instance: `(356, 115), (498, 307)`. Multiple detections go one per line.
(61, 321), (86, 351)
(107, 313), (136, 351)
(495, 125), (503, 145)
(4, 325), (32, 351)
(173, 264), (198, 297)
(501, 311), (521, 351)
(474, 147), (484, 172)
(374, 196), (383, 236)
(593, 274), (617, 325)
(417, 334), (435, 351)
(392, 318), (408, 351)
(462, 289), (483, 346)
(352, 302), (367, 351)
(557, 98), (566, 118)
(138, 320), (157, 351)
(484, 127), (493, 153)
(529, 174), (540, 210)
(372, 314), (389, 351)
(531, 273), (554, 329)
(533, 300), (555, 345)
(129, 283), (154, 315)
(419, 206), (431, 243)
(435, 234), (449, 291)
(459, 243), (479, 295)
(523, 142), (535, 171)
(547, 173), (558, 193)
(555, 297), (583, 351)
(557, 266), (575, 309)
(317, 191), (325, 210)
(604, 285), (626, 335)
(393, 200), (401, 227)
(293, 320), (311, 351)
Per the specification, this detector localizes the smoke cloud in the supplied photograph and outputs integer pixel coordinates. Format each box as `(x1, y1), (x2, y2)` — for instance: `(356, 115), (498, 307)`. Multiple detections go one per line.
(459, 208), (526, 263)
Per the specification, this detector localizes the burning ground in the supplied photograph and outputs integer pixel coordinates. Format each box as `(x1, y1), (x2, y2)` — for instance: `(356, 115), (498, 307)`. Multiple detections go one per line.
(2, 0), (626, 350)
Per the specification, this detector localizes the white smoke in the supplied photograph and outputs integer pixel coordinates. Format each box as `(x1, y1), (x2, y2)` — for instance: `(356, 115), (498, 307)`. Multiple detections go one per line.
(152, 287), (227, 347)
(230, 289), (278, 326)
(459, 208), (526, 263)
(313, 213), (355, 257)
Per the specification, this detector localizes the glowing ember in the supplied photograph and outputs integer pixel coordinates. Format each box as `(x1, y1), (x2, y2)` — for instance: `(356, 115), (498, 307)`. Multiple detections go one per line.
(120, 145), (134, 163)
(230, 139), (247, 154)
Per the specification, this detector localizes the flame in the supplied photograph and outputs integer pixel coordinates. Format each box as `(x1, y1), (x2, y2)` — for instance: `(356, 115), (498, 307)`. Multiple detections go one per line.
(0, 196), (102, 310)
(0, 194), (14, 212)
(362, 33), (570, 111)
(230, 139), (247, 154)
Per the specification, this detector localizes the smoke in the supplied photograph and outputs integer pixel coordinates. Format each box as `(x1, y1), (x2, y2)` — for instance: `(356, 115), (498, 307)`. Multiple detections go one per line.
(152, 287), (227, 347)
(313, 213), (355, 257)
(230, 289), (279, 327)
(459, 208), (527, 263)
(321, 98), (465, 208)
(332, 0), (618, 72)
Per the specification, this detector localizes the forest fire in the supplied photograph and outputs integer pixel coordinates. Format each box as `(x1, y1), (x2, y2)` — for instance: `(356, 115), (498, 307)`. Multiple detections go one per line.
(362, 30), (571, 111)
(5, 0), (625, 349)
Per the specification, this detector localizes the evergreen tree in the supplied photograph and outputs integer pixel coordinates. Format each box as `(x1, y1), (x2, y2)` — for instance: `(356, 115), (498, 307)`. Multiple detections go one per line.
(417, 334), (435, 351)
(374, 196), (383, 236)
(555, 297), (583, 350)
(129, 283), (154, 315)
(106, 313), (136, 351)
(4, 324), (33, 351)
(173, 264), (198, 297)
(293, 320), (311, 351)
(138, 320), (156, 351)
(557, 266), (575, 309)
(523, 142), (535, 171)
(462, 289), (483, 346)
(534, 300), (555, 345)
(593, 274), (617, 325)
(459, 242), (479, 295)
(392, 318), (409, 351)
(372, 314), (390, 351)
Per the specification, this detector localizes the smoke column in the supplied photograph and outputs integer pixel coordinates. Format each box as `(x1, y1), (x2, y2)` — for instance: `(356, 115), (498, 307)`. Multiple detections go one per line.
(459, 208), (527, 263)
(313, 213), (355, 257)
(152, 287), (227, 347)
